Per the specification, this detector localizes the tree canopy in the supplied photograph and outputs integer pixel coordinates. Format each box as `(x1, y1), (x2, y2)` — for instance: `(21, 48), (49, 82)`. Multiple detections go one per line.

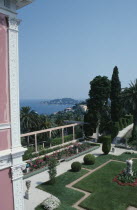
(84, 76), (111, 136)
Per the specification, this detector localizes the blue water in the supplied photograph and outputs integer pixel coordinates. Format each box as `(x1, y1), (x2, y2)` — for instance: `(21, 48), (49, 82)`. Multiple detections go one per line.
(20, 99), (73, 115)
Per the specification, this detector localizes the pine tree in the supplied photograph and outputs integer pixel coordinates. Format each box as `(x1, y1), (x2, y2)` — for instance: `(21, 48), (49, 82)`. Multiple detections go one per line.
(110, 66), (121, 122)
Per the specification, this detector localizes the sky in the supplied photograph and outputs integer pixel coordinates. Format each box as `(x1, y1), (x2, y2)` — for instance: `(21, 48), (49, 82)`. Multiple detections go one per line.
(18, 0), (137, 100)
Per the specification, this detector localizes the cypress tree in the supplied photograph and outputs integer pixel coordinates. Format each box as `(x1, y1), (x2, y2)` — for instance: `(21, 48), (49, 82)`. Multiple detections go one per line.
(110, 66), (121, 122)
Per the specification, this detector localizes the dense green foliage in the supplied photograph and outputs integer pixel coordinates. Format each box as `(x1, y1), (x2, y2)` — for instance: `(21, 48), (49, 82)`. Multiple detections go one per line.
(102, 136), (111, 154)
(71, 162), (81, 172)
(110, 66), (121, 122)
(84, 76), (111, 136)
(83, 154), (95, 165)
(121, 80), (137, 143)
(111, 122), (120, 140)
(51, 135), (73, 146)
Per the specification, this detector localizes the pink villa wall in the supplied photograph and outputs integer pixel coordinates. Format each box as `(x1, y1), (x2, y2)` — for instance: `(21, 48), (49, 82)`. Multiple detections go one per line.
(0, 13), (11, 151)
(0, 168), (14, 210)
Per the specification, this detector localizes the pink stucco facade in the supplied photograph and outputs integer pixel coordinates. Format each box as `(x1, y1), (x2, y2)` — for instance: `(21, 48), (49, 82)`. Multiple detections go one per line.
(0, 168), (14, 210)
(0, 13), (10, 124)
(0, 129), (11, 150)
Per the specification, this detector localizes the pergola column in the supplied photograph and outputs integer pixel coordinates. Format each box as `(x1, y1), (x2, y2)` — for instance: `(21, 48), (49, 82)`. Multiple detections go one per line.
(27, 136), (30, 146)
(34, 134), (38, 152)
(73, 126), (75, 140)
(62, 128), (64, 144)
(42, 141), (45, 149)
(49, 131), (51, 147)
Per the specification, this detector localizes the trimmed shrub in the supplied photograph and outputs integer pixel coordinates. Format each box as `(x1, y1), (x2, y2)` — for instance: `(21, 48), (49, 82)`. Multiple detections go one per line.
(71, 162), (81, 172)
(83, 154), (95, 165)
(48, 158), (57, 184)
(111, 122), (120, 140)
(102, 136), (111, 155)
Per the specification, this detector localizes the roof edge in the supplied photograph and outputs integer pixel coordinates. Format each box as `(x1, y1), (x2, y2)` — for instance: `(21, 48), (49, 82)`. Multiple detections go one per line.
(16, 0), (34, 10)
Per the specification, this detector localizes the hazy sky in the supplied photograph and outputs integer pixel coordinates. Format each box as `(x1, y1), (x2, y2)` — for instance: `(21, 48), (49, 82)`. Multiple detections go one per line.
(18, 0), (137, 100)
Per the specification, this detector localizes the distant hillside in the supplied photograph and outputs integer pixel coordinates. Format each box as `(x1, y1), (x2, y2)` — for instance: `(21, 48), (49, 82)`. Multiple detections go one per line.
(41, 98), (80, 105)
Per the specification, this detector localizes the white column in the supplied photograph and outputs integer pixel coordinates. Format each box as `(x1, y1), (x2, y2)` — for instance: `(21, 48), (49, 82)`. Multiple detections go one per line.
(8, 17), (21, 149)
(8, 17), (25, 210)
(11, 165), (25, 210)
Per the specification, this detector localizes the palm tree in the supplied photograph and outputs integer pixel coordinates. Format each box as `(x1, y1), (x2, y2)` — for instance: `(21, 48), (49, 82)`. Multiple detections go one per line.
(20, 106), (39, 147)
(122, 80), (137, 142)
(20, 106), (39, 134)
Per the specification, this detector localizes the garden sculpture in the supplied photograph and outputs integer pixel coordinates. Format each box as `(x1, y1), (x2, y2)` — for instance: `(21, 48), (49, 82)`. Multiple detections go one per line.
(25, 180), (31, 200)
(126, 159), (133, 176)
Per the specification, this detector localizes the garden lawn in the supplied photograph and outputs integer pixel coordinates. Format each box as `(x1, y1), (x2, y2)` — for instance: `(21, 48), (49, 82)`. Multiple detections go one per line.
(82, 152), (137, 170)
(74, 160), (137, 210)
(35, 169), (88, 210)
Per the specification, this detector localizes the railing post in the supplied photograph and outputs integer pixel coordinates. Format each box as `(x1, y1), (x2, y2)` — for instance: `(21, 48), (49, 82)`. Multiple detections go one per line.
(73, 126), (75, 140)
(49, 131), (51, 147)
(35, 134), (38, 152)
(62, 128), (64, 144)
(27, 136), (30, 146)
(42, 141), (45, 148)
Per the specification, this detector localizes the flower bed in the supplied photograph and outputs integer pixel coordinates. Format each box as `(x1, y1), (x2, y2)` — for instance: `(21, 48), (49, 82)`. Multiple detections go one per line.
(23, 142), (99, 178)
(113, 170), (137, 186)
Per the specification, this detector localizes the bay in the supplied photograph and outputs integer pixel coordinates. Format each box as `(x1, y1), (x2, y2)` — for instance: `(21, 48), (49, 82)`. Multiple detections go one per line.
(20, 99), (73, 115)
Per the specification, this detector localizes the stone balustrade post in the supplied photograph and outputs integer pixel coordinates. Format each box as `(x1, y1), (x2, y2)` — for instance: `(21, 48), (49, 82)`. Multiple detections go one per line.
(49, 131), (52, 147)
(73, 126), (75, 140)
(35, 134), (38, 152)
(62, 128), (64, 144)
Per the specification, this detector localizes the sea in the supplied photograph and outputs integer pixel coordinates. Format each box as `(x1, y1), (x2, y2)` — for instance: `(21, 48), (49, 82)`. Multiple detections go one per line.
(20, 99), (73, 115)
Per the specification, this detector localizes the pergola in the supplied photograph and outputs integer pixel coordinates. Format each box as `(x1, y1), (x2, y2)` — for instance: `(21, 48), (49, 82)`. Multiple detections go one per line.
(21, 122), (84, 152)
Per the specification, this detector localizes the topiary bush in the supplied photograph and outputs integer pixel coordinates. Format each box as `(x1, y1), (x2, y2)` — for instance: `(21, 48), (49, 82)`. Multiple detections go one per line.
(83, 154), (95, 165)
(71, 161), (81, 172)
(102, 136), (111, 155)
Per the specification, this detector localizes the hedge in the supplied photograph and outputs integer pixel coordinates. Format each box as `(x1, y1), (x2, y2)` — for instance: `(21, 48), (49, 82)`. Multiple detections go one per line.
(51, 134), (73, 146)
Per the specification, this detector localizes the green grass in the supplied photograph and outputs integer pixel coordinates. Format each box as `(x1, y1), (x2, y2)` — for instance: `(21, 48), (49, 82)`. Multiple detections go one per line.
(35, 169), (88, 210)
(74, 160), (137, 210)
(36, 152), (137, 210)
(82, 152), (137, 170)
